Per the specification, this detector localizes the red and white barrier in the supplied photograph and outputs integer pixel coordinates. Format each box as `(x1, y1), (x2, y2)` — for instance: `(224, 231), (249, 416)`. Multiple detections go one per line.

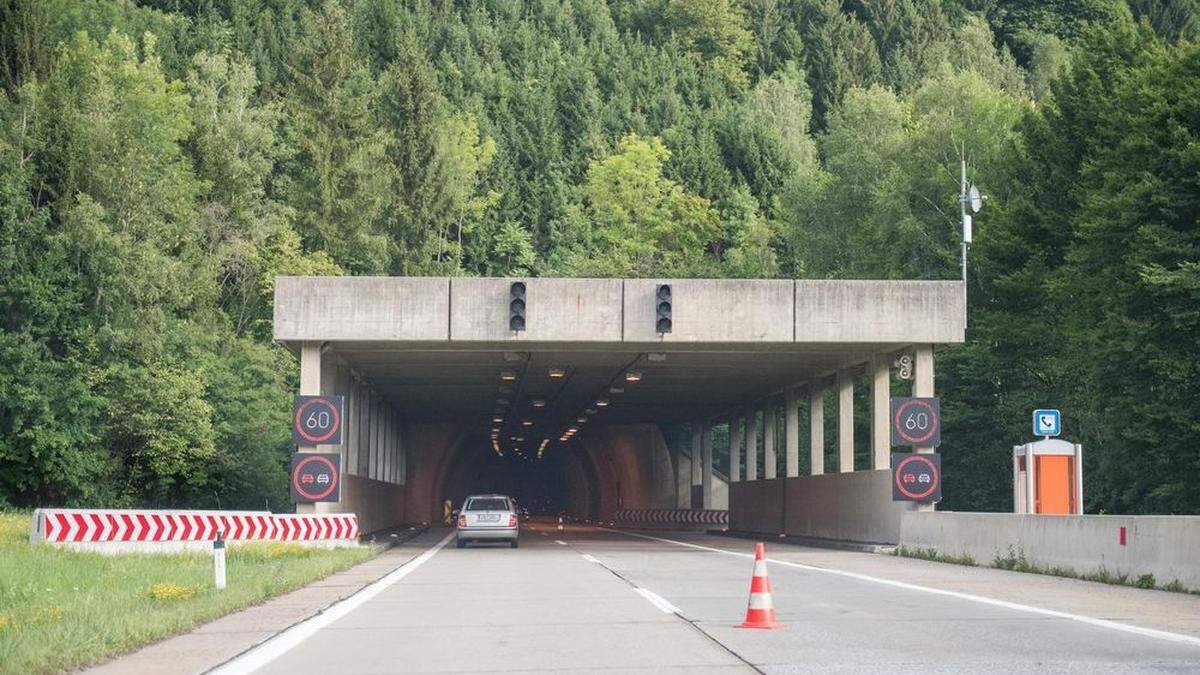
(615, 508), (728, 529)
(273, 514), (359, 541)
(30, 508), (359, 552)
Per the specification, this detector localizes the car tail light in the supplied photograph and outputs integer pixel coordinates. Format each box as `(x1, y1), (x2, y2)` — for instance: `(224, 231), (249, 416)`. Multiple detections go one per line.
(508, 514), (517, 527)
(457, 514), (467, 528)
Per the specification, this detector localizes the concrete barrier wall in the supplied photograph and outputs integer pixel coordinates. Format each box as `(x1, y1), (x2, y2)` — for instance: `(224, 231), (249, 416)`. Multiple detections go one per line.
(900, 512), (1200, 591)
(784, 470), (911, 544)
(729, 470), (911, 543)
(341, 474), (406, 535)
(729, 480), (785, 534)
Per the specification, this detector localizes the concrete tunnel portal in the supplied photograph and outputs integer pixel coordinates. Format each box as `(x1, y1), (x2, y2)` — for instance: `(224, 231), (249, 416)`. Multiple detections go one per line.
(274, 277), (966, 540)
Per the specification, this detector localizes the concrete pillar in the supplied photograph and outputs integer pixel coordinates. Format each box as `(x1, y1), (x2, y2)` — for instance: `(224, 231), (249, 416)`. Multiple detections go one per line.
(297, 343), (322, 514)
(785, 389), (799, 477)
(701, 425), (714, 508)
(914, 344), (935, 512)
(809, 385), (824, 475)
(729, 416), (742, 482)
(763, 400), (777, 480)
(838, 370), (854, 473)
(690, 424), (703, 508)
(871, 356), (890, 470)
(745, 406), (758, 481)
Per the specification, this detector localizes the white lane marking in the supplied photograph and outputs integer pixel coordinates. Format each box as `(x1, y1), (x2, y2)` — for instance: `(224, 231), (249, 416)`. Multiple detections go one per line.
(634, 587), (680, 614)
(605, 528), (1200, 650)
(581, 553), (601, 563)
(555, 539), (567, 546)
(208, 531), (456, 675)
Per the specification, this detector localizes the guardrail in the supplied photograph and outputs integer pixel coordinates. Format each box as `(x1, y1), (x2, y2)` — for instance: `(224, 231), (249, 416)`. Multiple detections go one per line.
(30, 508), (359, 552)
(615, 508), (728, 530)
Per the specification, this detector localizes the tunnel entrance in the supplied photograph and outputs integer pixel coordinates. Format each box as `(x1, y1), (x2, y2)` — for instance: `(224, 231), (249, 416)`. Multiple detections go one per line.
(275, 276), (964, 538)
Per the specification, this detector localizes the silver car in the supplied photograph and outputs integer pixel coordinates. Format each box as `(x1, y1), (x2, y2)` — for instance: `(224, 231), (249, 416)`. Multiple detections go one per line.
(456, 494), (519, 548)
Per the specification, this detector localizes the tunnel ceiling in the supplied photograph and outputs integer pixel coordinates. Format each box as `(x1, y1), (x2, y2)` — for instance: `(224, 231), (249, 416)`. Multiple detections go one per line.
(333, 342), (902, 433)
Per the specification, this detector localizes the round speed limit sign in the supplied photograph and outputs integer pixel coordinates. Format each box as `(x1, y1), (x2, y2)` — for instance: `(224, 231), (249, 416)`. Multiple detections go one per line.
(890, 397), (941, 447)
(292, 395), (344, 445)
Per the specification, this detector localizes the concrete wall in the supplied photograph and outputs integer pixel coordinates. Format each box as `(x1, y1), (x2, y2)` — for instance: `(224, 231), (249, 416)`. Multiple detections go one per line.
(672, 448), (730, 510)
(341, 475), (406, 536)
(276, 277), (966, 345)
(729, 470), (911, 544)
(275, 276), (449, 341)
(794, 280), (965, 344)
(900, 512), (1200, 591)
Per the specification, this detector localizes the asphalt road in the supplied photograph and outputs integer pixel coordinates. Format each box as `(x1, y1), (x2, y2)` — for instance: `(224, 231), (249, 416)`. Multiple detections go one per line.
(232, 522), (1200, 674)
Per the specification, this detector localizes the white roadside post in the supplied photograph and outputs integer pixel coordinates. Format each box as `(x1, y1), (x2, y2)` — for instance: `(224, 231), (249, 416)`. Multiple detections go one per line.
(214, 532), (227, 590)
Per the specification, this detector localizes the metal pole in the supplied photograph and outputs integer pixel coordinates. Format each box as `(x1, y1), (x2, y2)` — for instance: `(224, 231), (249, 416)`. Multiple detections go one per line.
(213, 533), (226, 590)
(960, 154), (968, 283)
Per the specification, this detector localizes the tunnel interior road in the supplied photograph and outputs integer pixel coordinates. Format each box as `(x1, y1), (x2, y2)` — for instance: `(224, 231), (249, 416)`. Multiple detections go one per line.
(340, 343), (891, 518)
(247, 523), (1200, 675)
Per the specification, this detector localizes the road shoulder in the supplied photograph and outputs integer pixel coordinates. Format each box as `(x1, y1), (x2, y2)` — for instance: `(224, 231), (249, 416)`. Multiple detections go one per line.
(82, 528), (445, 675)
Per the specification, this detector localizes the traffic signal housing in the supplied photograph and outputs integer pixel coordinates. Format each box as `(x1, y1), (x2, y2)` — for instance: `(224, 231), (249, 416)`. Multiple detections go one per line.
(509, 281), (526, 332)
(656, 284), (672, 334)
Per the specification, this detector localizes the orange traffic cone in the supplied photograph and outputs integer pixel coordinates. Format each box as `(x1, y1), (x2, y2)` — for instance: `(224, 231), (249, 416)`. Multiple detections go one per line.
(737, 542), (780, 629)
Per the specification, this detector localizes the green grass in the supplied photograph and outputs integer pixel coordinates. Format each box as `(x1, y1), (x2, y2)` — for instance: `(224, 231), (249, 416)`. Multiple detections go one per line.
(0, 511), (375, 675)
(991, 546), (1198, 594)
(895, 545), (976, 567)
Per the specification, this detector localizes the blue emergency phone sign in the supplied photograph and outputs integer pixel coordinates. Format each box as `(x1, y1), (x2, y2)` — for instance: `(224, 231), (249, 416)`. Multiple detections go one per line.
(1033, 409), (1061, 437)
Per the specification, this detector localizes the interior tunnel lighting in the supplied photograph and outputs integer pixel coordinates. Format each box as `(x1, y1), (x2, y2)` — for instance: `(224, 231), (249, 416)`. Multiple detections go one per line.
(595, 399), (609, 407)
(500, 370), (517, 381)
(577, 416), (587, 424)
(625, 370), (643, 382)
(492, 416), (503, 423)
(532, 399), (546, 408)
(567, 427), (578, 434)
(548, 367), (566, 379)
(522, 420), (534, 427)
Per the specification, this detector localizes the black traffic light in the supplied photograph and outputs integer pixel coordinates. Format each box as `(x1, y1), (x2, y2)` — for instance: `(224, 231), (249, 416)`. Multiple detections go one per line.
(655, 284), (672, 334)
(509, 281), (526, 332)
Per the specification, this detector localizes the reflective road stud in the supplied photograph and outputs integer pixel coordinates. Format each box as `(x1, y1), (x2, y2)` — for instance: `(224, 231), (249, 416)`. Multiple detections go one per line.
(737, 542), (780, 629)
(213, 533), (226, 590)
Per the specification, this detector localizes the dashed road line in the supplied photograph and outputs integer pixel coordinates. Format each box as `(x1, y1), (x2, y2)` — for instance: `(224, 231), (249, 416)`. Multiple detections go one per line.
(604, 528), (1200, 650)
(633, 587), (680, 614)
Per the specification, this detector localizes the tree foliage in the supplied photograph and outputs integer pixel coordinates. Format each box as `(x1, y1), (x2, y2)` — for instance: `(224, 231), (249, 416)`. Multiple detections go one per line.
(0, 0), (1197, 514)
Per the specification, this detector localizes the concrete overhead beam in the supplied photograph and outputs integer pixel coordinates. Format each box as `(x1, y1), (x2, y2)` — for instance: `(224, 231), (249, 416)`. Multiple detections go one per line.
(275, 277), (965, 345)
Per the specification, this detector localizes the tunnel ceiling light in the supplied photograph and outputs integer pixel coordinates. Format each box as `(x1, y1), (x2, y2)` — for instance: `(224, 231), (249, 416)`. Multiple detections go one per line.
(595, 399), (609, 407)
(567, 427), (578, 433)
(522, 420), (534, 427)
(492, 416), (503, 423)
(532, 399), (546, 408)
(625, 370), (643, 382)
(577, 416), (587, 424)
(500, 370), (517, 381)
(548, 367), (566, 379)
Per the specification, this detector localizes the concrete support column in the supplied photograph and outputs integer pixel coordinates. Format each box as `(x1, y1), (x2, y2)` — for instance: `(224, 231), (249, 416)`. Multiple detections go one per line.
(785, 388), (799, 477)
(729, 416), (742, 482)
(297, 343), (322, 514)
(701, 425), (714, 508)
(690, 424), (703, 508)
(914, 344), (936, 512)
(838, 370), (854, 473)
(763, 400), (777, 480)
(871, 355), (891, 470)
(745, 407), (758, 481)
(809, 385), (824, 475)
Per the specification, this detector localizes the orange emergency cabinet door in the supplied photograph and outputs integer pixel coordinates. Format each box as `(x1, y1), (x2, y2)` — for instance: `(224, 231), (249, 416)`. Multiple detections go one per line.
(1035, 455), (1075, 514)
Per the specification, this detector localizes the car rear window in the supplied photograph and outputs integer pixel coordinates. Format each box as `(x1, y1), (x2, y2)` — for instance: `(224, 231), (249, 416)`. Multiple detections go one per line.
(466, 498), (509, 511)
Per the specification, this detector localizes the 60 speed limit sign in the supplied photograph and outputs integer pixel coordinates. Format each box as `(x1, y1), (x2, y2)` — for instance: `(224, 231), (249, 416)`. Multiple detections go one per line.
(292, 395), (344, 445)
(890, 397), (941, 447)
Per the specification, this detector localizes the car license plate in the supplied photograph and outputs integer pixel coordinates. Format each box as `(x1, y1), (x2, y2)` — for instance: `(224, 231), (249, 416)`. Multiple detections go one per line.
(480, 514), (499, 522)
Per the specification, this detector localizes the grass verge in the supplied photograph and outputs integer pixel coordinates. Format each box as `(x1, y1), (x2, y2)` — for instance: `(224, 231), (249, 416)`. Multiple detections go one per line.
(894, 545), (976, 566)
(0, 510), (375, 675)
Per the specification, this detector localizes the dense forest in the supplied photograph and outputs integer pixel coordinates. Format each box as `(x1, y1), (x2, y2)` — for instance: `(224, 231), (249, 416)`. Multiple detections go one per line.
(1, 0), (1197, 514)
